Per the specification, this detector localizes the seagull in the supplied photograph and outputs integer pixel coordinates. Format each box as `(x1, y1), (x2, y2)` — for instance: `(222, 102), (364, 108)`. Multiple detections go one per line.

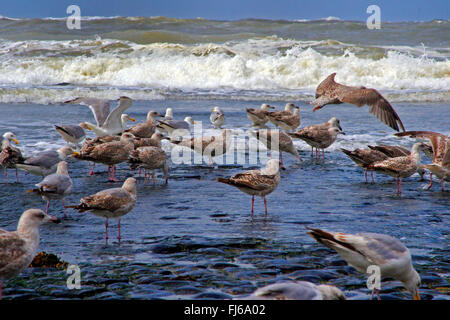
(77, 96), (135, 137)
(210, 106), (225, 129)
(395, 131), (449, 191)
(246, 103), (275, 127)
(288, 127), (345, 159)
(64, 97), (111, 127)
(157, 117), (196, 137)
(16, 146), (76, 177)
(66, 178), (137, 242)
(366, 142), (429, 194)
(54, 123), (87, 147)
(170, 129), (233, 166)
(340, 147), (389, 183)
(302, 117), (342, 131)
(242, 281), (346, 300)
(0, 132), (24, 183)
(128, 146), (169, 185)
(124, 110), (163, 138)
(216, 159), (285, 215)
(311, 73), (406, 132)
(306, 227), (421, 300)
(132, 132), (170, 149)
(163, 108), (173, 120)
(0, 209), (60, 299)
(73, 133), (135, 182)
(368, 144), (431, 180)
(251, 129), (301, 164)
(267, 103), (300, 131)
(27, 161), (73, 216)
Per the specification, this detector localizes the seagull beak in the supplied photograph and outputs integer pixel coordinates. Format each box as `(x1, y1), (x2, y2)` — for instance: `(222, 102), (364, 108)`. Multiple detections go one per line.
(129, 117), (136, 122)
(12, 138), (19, 145)
(413, 293), (421, 300)
(49, 215), (61, 224)
(72, 151), (80, 157)
(313, 105), (323, 112)
(193, 121), (198, 124)
(268, 105), (275, 109)
(281, 165), (286, 171)
(340, 132), (346, 135)
(338, 125), (343, 131)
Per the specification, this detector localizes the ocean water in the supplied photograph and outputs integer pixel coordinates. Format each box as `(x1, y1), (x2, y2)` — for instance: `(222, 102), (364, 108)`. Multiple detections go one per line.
(0, 16), (449, 300)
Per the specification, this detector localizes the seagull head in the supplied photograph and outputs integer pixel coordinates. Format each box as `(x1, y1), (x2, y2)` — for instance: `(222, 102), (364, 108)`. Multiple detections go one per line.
(2, 132), (19, 145)
(18, 209), (61, 233)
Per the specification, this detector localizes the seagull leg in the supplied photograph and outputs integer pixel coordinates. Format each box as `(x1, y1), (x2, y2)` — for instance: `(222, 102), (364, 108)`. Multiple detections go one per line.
(45, 201), (50, 214)
(110, 166), (120, 182)
(88, 162), (94, 176)
(322, 149), (325, 160)
(311, 147), (313, 157)
(15, 168), (19, 182)
(371, 171), (374, 183)
(426, 173), (433, 190)
(364, 169), (368, 183)
(251, 196), (254, 214)
(105, 218), (109, 241)
(138, 168), (142, 177)
(441, 177), (445, 192)
(152, 171), (156, 186)
(264, 197), (268, 215)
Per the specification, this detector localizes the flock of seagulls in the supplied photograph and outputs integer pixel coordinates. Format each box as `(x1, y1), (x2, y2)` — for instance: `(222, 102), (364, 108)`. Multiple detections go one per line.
(0, 72), (448, 300)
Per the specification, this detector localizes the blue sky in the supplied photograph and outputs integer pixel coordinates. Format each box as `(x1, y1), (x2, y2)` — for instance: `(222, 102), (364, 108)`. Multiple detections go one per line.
(1, 0), (448, 21)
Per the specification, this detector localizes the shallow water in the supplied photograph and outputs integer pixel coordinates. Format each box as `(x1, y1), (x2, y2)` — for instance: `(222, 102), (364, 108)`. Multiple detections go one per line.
(0, 100), (448, 300)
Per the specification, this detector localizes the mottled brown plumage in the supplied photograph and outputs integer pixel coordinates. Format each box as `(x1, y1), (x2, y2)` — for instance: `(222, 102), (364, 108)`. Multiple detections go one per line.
(312, 73), (405, 132)
(395, 131), (449, 190)
(289, 127), (345, 159)
(246, 103), (275, 127)
(216, 159), (285, 215)
(128, 146), (169, 184)
(124, 110), (162, 138)
(65, 178), (137, 241)
(252, 129), (301, 163)
(267, 103), (300, 131)
(133, 133), (169, 149)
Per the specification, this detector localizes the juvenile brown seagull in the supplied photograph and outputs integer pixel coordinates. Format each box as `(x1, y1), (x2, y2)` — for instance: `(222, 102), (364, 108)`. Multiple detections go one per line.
(307, 227), (421, 300)
(216, 159), (285, 215)
(124, 110), (163, 138)
(288, 127), (345, 159)
(246, 103), (275, 127)
(0, 132), (24, 183)
(366, 142), (428, 194)
(267, 103), (300, 131)
(0, 209), (60, 299)
(395, 131), (449, 191)
(66, 178), (137, 242)
(311, 73), (405, 132)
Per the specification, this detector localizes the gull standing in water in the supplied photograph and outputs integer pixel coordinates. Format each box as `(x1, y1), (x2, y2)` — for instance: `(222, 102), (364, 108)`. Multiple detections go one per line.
(210, 106), (225, 129)
(307, 227), (421, 300)
(16, 146), (76, 177)
(395, 131), (449, 191)
(54, 123), (87, 148)
(216, 159), (285, 215)
(27, 161), (73, 216)
(242, 281), (346, 300)
(124, 110), (163, 138)
(251, 129), (301, 165)
(157, 117), (196, 137)
(0, 209), (61, 299)
(66, 178), (137, 242)
(311, 73), (406, 132)
(267, 103), (300, 131)
(340, 147), (390, 183)
(366, 142), (428, 194)
(73, 133), (135, 182)
(246, 103), (275, 127)
(0, 132), (24, 183)
(128, 146), (169, 185)
(288, 127), (345, 159)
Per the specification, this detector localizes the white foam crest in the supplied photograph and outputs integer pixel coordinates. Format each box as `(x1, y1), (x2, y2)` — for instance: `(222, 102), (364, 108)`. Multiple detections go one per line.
(0, 39), (448, 102)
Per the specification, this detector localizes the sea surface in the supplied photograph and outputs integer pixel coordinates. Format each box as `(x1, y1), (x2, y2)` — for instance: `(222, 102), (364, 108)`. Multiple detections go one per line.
(0, 16), (448, 300)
